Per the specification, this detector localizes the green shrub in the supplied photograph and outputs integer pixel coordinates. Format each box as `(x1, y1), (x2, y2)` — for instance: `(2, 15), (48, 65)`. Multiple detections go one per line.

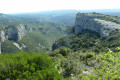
(94, 48), (100, 54)
(0, 52), (62, 80)
(82, 52), (120, 79)
(59, 47), (70, 56)
(85, 53), (93, 59)
(51, 47), (71, 57)
(1, 40), (21, 54)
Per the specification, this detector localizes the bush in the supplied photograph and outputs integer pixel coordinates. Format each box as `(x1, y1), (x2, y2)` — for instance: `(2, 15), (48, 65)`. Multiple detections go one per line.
(51, 47), (71, 57)
(59, 47), (69, 56)
(0, 52), (62, 80)
(94, 48), (100, 54)
(85, 53), (93, 59)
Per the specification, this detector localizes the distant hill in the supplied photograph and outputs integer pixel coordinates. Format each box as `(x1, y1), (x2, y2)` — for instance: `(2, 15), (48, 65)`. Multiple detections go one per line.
(102, 12), (120, 17)
(8, 10), (79, 26)
(1, 9), (120, 26)
(7, 9), (120, 25)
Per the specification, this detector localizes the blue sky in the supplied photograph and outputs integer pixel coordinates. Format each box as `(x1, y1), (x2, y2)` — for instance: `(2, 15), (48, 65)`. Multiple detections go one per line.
(0, 0), (120, 13)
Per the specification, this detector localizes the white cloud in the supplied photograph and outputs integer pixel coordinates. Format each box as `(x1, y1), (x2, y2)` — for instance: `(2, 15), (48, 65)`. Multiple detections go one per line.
(0, 0), (120, 13)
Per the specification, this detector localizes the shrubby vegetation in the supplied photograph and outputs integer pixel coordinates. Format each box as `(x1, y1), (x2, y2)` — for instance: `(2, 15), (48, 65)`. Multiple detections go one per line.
(53, 29), (120, 52)
(50, 47), (95, 78)
(0, 52), (62, 80)
(100, 15), (120, 24)
(52, 30), (100, 52)
(1, 40), (21, 54)
(17, 31), (49, 53)
(81, 51), (120, 80)
(51, 28), (120, 79)
(50, 46), (120, 80)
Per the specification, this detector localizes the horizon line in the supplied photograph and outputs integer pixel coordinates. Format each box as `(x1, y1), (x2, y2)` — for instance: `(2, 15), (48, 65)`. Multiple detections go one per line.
(3, 8), (120, 14)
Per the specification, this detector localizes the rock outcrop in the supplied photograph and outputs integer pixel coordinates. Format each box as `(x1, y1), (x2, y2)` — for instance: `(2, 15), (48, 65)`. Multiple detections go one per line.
(13, 42), (26, 50)
(0, 31), (6, 42)
(0, 24), (32, 53)
(5, 24), (31, 41)
(0, 24), (49, 53)
(0, 31), (6, 53)
(75, 13), (120, 38)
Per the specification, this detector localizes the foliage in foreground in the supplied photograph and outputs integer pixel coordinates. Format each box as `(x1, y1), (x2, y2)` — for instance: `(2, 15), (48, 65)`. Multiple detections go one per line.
(82, 51), (120, 80)
(50, 46), (120, 80)
(50, 47), (96, 78)
(0, 52), (62, 80)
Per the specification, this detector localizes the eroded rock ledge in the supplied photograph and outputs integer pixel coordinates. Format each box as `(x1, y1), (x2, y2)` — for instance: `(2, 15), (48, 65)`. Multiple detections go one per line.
(75, 13), (120, 38)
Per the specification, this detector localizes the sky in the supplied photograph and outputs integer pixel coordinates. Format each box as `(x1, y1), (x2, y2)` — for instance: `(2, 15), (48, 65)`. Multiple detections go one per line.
(0, 0), (120, 13)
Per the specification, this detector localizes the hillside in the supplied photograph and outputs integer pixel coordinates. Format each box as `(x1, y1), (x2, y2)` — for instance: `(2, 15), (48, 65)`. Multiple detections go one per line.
(50, 12), (120, 79)
(8, 10), (79, 26)
(53, 12), (120, 51)
(0, 10), (83, 53)
(0, 13), (68, 53)
(1, 10), (120, 79)
(0, 22), (66, 53)
(1, 12), (120, 53)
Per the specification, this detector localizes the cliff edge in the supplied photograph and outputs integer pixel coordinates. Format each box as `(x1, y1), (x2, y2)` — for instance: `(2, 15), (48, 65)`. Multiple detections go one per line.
(75, 12), (120, 38)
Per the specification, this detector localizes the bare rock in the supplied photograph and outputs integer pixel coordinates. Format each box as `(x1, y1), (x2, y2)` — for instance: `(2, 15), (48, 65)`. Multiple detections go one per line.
(75, 13), (120, 38)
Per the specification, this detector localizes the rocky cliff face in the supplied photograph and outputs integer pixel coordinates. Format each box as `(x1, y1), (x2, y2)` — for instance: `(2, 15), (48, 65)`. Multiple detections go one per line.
(5, 24), (31, 41)
(0, 31), (6, 42)
(75, 13), (120, 38)
(1, 24), (32, 41)
(0, 24), (32, 53)
(0, 31), (6, 53)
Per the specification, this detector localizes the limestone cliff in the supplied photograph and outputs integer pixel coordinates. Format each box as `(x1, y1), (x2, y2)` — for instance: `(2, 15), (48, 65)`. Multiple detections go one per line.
(5, 24), (31, 41)
(0, 24), (31, 53)
(0, 31), (6, 53)
(75, 13), (120, 38)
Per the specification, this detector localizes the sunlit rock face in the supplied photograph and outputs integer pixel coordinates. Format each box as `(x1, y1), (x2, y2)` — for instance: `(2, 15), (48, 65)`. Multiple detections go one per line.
(6, 24), (31, 41)
(0, 31), (6, 42)
(0, 24), (31, 53)
(0, 31), (6, 53)
(75, 13), (120, 38)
